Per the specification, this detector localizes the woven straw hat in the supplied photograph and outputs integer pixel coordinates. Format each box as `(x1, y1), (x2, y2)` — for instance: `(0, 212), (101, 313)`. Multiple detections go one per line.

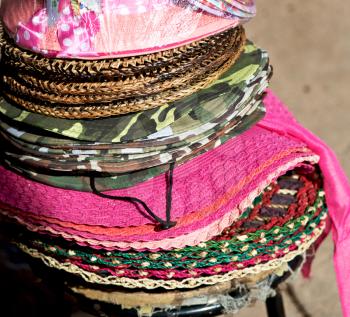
(5, 162), (326, 289)
(0, 26), (246, 118)
(0, 41), (267, 144)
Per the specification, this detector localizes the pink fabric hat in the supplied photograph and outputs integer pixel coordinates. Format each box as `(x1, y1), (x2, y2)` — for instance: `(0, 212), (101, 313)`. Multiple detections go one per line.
(1, 90), (349, 316)
(0, 0), (252, 59)
(0, 93), (320, 248)
(0, 129), (316, 230)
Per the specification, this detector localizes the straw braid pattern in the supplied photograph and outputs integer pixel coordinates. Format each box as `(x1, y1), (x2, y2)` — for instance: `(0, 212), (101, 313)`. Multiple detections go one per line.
(27, 207), (326, 277)
(28, 209), (326, 280)
(0, 23), (243, 80)
(2, 49), (243, 119)
(8, 29), (244, 98)
(16, 221), (326, 290)
(2, 41), (242, 104)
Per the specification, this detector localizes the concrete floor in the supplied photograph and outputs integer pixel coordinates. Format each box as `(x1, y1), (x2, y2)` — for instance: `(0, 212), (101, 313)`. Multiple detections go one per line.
(237, 1), (350, 316)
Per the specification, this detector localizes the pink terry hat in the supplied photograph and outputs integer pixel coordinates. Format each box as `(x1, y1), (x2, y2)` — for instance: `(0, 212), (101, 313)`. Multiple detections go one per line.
(0, 0), (253, 59)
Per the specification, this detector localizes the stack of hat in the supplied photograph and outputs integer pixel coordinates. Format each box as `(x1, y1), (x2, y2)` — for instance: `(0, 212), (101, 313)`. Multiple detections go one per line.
(0, 1), (330, 316)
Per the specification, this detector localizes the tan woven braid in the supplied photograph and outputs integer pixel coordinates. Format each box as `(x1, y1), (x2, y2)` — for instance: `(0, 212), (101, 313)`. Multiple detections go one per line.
(69, 265), (287, 308)
(2, 41), (245, 119)
(3, 51), (236, 104)
(3, 33), (243, 103)
(8, 28), (244, 99)
(0, 21), (242, 80)
(16, 218), (326, 290)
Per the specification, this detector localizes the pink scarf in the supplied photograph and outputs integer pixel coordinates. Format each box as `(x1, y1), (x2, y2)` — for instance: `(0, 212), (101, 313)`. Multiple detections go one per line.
(261, 90), (350, 316)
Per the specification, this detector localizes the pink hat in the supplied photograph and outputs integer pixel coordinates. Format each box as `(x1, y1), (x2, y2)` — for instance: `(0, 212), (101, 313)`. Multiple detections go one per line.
(0, 0), (252, 59)
(0, 128), (316, 227)
(0, 94), (320, 249)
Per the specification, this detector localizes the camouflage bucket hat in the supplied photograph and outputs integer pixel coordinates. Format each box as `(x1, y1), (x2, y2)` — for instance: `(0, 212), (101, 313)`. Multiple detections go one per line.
(0, 41), (267, 144)
(2, 101), (266, 191)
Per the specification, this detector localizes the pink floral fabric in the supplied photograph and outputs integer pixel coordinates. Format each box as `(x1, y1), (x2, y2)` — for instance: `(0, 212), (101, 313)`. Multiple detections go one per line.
(1, 0), (250, 59)
(15, 0), (101, 58)
(188, 0), (256, 18)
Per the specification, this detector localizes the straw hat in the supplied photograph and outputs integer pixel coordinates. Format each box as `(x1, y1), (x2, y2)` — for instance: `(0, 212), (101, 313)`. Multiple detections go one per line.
(12, 169), (327, 288)
(0, 41), (267, 143)
(0, 24), (246, 118)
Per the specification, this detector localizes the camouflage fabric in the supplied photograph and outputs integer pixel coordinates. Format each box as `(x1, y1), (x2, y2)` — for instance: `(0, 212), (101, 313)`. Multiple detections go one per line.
(0, 42), (265, 144)
(3, 100), (263, 174)
(0, 41), (272, 190)
(0, 48), (269, 157)
(2, 103), (265, 191)
(1, 71), (270, 174)
(0, 67), (269, 160)
(0, 98), (190, 143)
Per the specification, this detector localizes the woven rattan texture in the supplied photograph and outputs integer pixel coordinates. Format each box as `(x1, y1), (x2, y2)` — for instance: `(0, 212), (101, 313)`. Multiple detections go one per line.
(16, 221), (326, 289)
(0, 24), (246, 118)
(22, 170), (323, 271)
(0, 22), (242, 80)
(2, 51), (242, 119)
(2, 28), (244, 98)
(2, 30), (244, 101)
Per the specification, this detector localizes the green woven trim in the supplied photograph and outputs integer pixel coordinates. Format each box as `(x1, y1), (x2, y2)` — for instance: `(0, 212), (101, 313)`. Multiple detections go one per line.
(27, 191), (326, 270)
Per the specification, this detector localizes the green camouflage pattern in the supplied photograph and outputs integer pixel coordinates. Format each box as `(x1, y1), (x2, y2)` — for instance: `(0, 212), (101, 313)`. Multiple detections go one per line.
(2, 69), (270, 175)
(0, 40), (272, 190)
(4, 102), (262, 173)
(0, 46), (269, 155)
(2, 103), (266, 191)
(0, 42), (265, 144)
(0, 66), (269, 159)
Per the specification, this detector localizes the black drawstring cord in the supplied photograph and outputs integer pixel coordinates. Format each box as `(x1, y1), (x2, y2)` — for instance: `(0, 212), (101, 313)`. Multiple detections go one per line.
(89, 162), (177, 231)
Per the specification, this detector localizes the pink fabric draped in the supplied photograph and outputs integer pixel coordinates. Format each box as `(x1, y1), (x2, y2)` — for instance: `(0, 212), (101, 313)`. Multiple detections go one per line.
(261, 90), (350, 317)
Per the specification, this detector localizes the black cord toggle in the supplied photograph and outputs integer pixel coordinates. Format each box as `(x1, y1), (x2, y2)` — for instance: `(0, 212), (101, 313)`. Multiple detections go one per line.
(89, 162), (177, 231)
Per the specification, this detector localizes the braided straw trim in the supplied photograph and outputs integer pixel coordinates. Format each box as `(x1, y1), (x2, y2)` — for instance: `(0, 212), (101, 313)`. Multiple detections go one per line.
(69, 266), (285, 307)
(30, 195), (325, 271)
(45, 209), (325, 279)
(16, 220), (325, 290)
(2, 48), (243, 119)
(11, 29), (244, 97)
(3, 42), (242, 104)
(0, 22), (242, 79)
